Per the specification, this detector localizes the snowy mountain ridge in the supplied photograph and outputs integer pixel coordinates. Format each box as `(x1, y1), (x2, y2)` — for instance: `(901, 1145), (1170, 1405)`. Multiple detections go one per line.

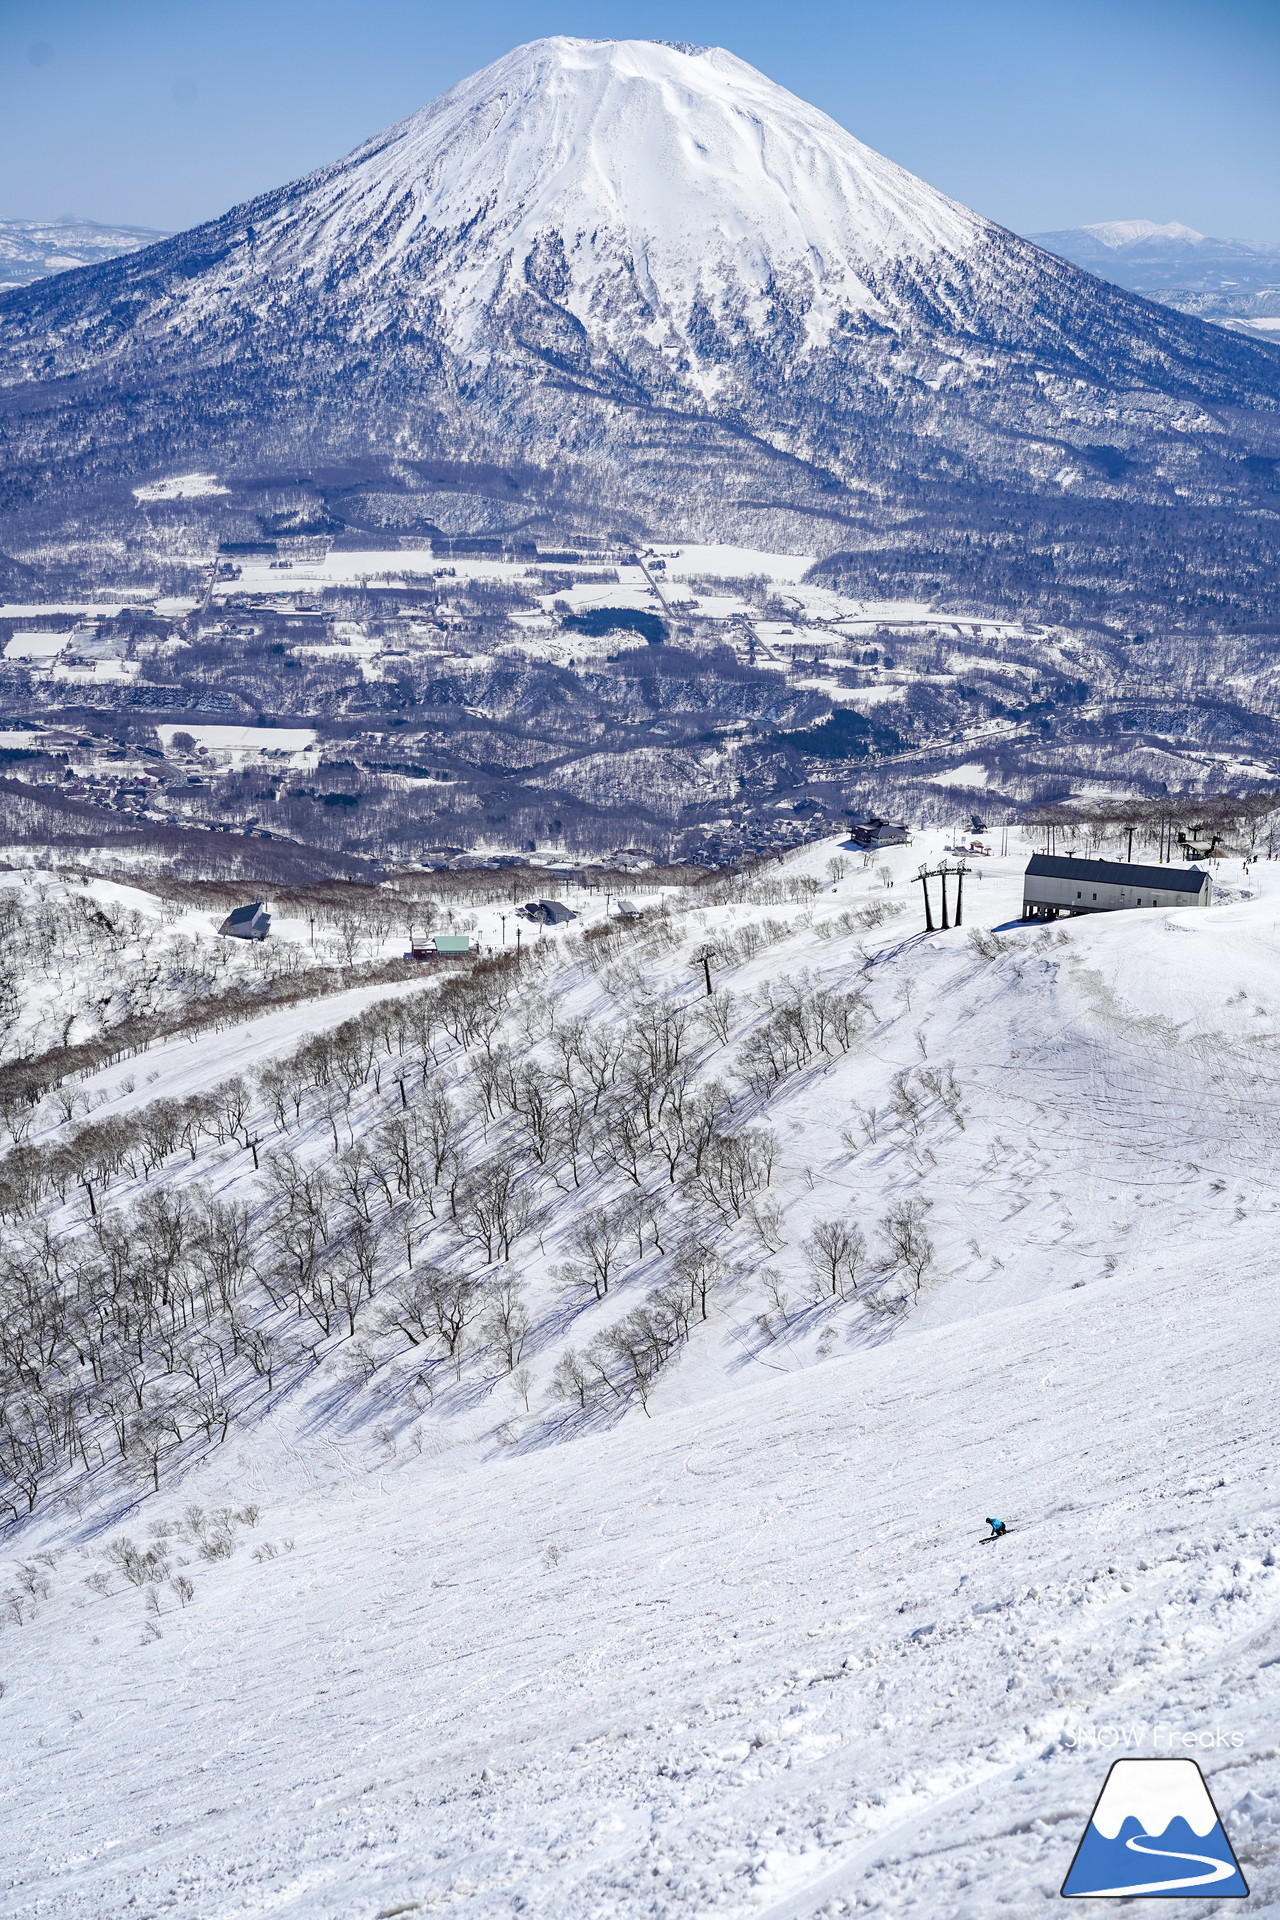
(0, 217), (170, 289)
(1079, 220), (1207, 249)
(1027, 217), (1280, 295)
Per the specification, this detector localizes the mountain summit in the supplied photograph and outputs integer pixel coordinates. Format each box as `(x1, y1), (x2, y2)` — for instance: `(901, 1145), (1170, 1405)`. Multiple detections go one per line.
(2, 36), (1279, 610)
(1, 37), (1000, 387)
(226, 36), (988, 361)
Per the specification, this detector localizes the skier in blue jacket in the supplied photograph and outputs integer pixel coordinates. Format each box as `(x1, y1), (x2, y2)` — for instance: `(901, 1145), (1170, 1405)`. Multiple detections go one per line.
(985, 1517), (1007, 1540)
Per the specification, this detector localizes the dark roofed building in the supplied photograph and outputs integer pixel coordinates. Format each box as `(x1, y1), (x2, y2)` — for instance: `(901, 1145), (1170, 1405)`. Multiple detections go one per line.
(845, 816), (911, 850)
(1022, 855), (1210, 921)
(218, 902), (271, 941)
(521, 899), (577, 925)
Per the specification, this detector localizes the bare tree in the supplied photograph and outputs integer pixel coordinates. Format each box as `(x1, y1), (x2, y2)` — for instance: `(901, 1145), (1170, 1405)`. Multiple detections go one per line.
(455, 1155), (536, 1264)
(481, 1278), (530, 1371)
(187, 1386), (231, 1441)
(549, 1347), (591, 1410)
(327, 1218), (382, 1335)
(263, 1157), (334, 1308)
(586, 1290), (689, 1413)
(686, 1126), (776, 1221)
(127, 1415), (169, 1493)
(880, 1199), (935, 1292)
(591, 1095), (646, 1186)
(919, 1063), (966, 1129)
(802, 1218), (867, 1297)
(509, 1365), (532, 1411)
(744, 1197), (786, 1253)
(673, 1233), (730, 1320)
(382, 1264), (480, 1376)
(700, 990), (737, 1047)
(422, 1088), (463, 1199)
(564, 1023), (628, 1111)
(256, 1062), (296, 1133)
(192, 1190), (257, 1315)
(888, 1070), (924, 1136)
(234, 1321), (284, 1389)
(504, 1062), (562, 1166)
(558, 1204), (628, 1301)
(617, 1187), (666, 1258)
(209, 1077), (262, 1166)
(335, 1143), (379, 1225)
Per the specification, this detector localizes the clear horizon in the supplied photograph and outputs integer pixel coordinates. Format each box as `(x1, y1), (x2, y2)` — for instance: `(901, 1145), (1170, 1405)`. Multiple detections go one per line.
(3, 0), (1279, 244)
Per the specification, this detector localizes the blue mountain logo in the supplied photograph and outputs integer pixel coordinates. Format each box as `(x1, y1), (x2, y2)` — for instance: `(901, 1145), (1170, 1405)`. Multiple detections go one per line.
(1062, 1758), (1248, 1897)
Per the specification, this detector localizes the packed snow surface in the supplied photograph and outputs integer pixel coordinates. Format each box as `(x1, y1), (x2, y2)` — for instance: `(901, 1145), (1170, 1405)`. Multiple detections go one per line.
(2, 837), (1279, 1917)
(0, 604), (133, 620)
(155, 724), (317, 758)
(657, 545), (816, 581)
(3, 631), (71, 661)
(213, 544), (819, 602)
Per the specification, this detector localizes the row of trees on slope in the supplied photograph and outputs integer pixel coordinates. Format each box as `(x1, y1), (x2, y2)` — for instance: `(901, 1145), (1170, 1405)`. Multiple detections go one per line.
(0, 907), (965, 1526)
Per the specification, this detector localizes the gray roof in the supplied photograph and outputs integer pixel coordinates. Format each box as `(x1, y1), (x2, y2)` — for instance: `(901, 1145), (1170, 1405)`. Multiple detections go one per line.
(1024, 854), (1208, 894)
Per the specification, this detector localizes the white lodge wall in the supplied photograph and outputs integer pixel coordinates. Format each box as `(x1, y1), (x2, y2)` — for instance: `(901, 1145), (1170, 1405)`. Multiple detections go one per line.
(1021, 855), (1211, 919)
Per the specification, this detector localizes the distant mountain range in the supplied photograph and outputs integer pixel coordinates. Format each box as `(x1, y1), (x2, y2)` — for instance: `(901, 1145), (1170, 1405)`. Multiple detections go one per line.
(1027, 219), (1280, 291)
(1027, 220), (1280, 342)
(0, 218), (171, 289)
(1, 40), (1278, 635)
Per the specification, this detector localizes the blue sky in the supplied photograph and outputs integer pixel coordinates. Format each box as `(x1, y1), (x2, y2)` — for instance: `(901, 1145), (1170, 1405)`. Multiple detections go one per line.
(3, 0), (1278, 241)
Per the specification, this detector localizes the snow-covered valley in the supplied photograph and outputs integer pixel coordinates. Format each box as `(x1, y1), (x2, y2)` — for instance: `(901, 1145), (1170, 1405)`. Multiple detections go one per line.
(2, 837), (1279, 1915)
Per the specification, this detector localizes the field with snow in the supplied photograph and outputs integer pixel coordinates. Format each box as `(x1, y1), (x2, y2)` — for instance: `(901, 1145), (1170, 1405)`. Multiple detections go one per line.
(155, 724), (319, 763)
(211, 543), (816, 602)
(133, 473), (231, 503)
(2, 836), (1278, 1917)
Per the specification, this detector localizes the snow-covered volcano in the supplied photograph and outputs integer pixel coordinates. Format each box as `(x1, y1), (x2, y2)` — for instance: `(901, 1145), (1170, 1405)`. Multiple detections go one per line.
(234, 37), (986, 359)
(1, 36), (1003, 381)
(2, 37), (1279, 572)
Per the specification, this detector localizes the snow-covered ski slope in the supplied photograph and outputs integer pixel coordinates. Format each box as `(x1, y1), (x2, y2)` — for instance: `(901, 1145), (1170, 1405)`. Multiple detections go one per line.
(3, 835), (1280, 1918)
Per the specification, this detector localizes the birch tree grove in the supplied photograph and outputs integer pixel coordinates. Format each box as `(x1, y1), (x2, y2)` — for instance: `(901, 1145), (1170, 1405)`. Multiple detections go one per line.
(0, 913), (923, 1521)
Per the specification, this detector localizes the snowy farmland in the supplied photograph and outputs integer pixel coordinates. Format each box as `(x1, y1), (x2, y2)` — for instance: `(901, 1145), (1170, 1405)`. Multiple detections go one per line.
(1, 837), (1279, 1917)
